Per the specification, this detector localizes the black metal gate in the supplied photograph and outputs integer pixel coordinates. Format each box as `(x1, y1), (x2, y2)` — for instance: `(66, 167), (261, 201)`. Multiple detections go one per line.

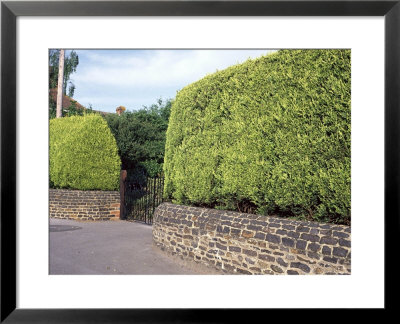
(122, 171), (164, 224)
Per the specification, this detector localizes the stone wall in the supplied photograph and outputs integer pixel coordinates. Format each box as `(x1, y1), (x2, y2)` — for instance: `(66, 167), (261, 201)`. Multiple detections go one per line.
(49, 189), (120, 221)
(153, 203), (351, 275)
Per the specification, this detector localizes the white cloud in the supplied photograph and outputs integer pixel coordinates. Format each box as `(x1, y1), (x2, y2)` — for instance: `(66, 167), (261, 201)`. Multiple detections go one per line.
(72, 49), (277, 111)
(75, 49), (275, 88)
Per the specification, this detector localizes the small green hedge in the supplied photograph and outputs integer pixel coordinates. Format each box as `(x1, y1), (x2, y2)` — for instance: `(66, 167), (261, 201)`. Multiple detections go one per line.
(164, 49), (351, 224)
(50, 114), (121, 190)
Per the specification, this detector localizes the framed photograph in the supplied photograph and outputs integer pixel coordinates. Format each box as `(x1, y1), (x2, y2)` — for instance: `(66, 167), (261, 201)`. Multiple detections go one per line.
(1, 0), (398, 321)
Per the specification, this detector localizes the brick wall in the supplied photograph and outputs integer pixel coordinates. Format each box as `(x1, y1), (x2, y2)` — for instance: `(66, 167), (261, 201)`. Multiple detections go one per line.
(49, 189), (120, 221)
(153, 203), (351, 275)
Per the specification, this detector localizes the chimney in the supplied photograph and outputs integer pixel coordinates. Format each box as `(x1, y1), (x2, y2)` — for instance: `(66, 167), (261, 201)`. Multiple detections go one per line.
(116, 106), (126, 116)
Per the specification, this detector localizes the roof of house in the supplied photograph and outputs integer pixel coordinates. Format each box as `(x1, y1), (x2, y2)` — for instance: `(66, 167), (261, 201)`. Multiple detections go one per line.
(49, 88), (110, 116)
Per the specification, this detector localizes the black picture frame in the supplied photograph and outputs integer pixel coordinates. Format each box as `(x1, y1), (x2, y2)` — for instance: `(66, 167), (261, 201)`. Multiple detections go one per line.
(1, 0), (398, 322)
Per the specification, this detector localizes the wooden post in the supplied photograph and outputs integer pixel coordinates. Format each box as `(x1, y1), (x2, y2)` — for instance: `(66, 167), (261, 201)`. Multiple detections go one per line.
(120, 170), (127, 219)
(56, 49), (65, 118)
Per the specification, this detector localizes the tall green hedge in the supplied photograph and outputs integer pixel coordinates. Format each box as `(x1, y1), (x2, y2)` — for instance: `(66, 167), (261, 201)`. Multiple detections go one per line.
(50, 114), (121, 190)
(164, 49), (351, 224)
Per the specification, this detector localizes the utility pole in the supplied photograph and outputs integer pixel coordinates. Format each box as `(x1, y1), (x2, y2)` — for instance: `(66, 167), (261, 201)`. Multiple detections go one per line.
(56, 49), (65, 118)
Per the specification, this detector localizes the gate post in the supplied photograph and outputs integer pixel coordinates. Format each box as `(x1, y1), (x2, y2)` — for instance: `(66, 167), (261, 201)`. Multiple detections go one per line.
(120, 170), (127, 219)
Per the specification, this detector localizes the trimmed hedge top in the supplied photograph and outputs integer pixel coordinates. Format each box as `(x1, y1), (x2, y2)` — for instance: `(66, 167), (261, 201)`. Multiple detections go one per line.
(164, 49), (351, 224)
(50, 114), (121, 190)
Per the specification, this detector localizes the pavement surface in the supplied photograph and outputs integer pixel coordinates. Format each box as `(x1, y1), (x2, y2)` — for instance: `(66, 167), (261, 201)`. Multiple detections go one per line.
(49, 218), (221, 275)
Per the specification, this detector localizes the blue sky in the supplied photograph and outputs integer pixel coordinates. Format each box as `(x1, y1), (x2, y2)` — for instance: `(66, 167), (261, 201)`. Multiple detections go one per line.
(67, 49), (277, 113)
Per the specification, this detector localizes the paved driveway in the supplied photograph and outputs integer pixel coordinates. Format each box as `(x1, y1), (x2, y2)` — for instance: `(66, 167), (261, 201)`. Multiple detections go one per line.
(50, 218), (220, 275)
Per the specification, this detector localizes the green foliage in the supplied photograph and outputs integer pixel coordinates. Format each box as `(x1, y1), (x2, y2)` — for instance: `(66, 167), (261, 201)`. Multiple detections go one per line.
(50, 114), (121, 190)
(49, 49), (82, 117)
(49, 99), (57, 119)
(49, 49), (79, 96)
(104, 98), (172, 177)
(64, 101), (94, 117)
(164, 50), (351, 224)
(49, 99), (95, 119)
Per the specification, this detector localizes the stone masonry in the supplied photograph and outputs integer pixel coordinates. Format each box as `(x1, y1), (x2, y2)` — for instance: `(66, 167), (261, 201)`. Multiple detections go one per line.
(49, 189), (120, 221)
(153, 203), (351, 275)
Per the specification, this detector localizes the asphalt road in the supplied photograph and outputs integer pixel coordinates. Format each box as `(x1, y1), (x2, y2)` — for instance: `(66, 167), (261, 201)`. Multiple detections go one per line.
(49, 218), (220, 275)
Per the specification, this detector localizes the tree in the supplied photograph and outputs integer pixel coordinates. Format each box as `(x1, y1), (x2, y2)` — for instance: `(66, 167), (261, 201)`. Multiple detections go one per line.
(49, 49), (80, 118)
(49, 49), (79, 97)
(104, 98), (172, 177)
(56, 49), (65, 118)
(62, 51), (79, 97)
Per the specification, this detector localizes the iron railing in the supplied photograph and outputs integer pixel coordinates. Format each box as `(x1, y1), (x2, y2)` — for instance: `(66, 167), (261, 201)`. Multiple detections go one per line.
(123, 171), (164, 224)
